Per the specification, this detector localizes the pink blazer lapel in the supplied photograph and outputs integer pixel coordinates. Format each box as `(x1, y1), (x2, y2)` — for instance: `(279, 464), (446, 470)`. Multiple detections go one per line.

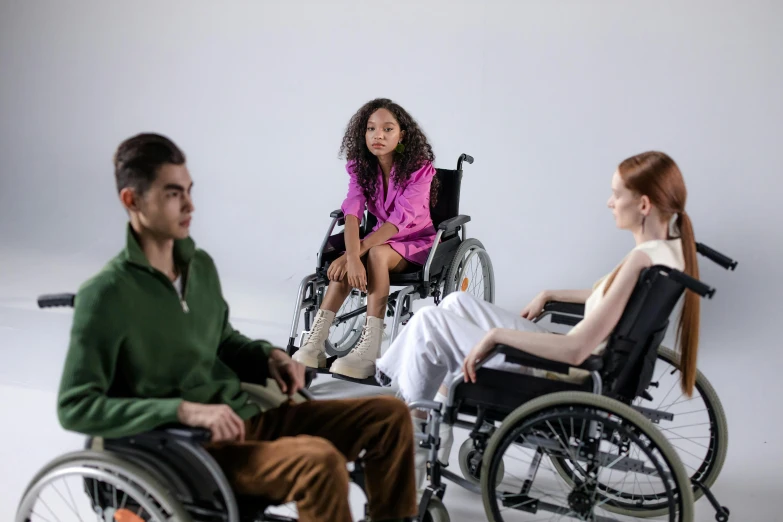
(382, 165), (400, 212)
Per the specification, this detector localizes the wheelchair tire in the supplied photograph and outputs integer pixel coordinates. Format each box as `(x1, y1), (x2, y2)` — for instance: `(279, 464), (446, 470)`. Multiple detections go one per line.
(442, 238), (495, 304)
(421, 497), (451, 522)
(632, 346), (728, 517)
(480, 391), (694, 522)
(549, 345), (728, 518)
(306, 289), (366, 358)
(457, 437), (504, 486)
(654, 346), (728, 495)
(16, 449), (193, 522)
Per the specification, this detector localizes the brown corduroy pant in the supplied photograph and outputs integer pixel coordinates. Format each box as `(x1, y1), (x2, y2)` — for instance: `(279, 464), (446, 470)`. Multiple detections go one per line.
(205, 395), (417, 522)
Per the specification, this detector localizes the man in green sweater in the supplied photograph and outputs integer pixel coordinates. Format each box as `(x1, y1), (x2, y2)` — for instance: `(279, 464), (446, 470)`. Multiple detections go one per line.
(57, 133), (418, 522)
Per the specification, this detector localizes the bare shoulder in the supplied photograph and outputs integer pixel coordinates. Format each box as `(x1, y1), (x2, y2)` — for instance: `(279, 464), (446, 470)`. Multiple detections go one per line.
(611, 249), (654, 290)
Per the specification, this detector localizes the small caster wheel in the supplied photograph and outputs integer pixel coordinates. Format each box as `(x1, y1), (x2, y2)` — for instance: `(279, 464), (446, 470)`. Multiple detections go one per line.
(457, 439), (504, 485)
(715, 507), (730, 522)
(421, 497), (450, 522)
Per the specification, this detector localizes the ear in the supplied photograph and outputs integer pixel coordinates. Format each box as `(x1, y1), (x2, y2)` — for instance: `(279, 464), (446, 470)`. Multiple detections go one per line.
(399, 129), (406, 143)
(119, 187), (141, 212)
(639, 194), (652, 216)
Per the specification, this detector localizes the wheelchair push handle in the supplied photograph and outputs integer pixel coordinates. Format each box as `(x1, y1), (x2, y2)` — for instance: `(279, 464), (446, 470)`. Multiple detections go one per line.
(457, 153), (474, 171)
(38, 293), (76, 308)
(696, 242), (738, 271)
(668, 269), (716, 299)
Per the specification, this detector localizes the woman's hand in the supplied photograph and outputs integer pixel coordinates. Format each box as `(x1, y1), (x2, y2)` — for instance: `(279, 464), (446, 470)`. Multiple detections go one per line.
(462, 330), (498, 383)
(327, 254), (349, 282)
(346, 254), (367, 292)
(520, 291), (550, 321)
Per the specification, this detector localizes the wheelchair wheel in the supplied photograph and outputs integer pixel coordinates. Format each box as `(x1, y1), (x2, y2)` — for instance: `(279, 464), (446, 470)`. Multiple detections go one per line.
(457, 437), (504, 486)
(307, 289), (366, 357)
(549, 346), (728, 518)
(481, 391), (694, 522)
(16, 450), (192, 522)
(631, 346), (727, 516)
(442, 238), (495, 304)
(422, 497), (450, 522)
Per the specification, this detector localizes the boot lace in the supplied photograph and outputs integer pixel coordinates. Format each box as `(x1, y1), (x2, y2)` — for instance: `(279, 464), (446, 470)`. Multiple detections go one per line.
(306, 313), (330, 344)
(352, 322), (382, 357)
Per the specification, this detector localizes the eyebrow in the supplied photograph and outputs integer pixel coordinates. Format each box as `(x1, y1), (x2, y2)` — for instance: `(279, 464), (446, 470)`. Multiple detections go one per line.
(367, 121), (397, 126)
(163, 182), (192, 191)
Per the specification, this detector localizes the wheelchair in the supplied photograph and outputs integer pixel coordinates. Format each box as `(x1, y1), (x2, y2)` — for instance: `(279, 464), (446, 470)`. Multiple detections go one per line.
(404, 242), (737, 522)
(16, 298), (446, 522)
(285, 153), (495, 385)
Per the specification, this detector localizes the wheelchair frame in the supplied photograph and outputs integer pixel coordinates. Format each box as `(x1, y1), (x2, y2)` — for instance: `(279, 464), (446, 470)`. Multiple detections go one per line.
(14, 299), (372, 522)
(285, 153), (496, 384)
(17, 225), (737, 521)
(405, 242), (737, 522)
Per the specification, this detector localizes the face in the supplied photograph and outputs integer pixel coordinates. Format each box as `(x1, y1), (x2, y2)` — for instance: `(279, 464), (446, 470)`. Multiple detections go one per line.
(607, 170), (646, 230)
(365, 108), (405, 158)
(121, 163), (195, 240)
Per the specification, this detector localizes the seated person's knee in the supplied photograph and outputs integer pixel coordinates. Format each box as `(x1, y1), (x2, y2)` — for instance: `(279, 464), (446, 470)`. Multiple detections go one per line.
(297, 437), (350, 487)
(441, 289), (474, 309)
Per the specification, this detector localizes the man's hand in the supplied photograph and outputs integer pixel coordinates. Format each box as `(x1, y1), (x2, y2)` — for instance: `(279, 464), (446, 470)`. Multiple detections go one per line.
(177, 401), (246, 443)
(268, 349), (306, 397)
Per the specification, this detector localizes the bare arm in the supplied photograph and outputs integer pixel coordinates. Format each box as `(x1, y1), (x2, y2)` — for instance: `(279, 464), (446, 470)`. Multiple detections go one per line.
(465, 250), (652, 380)
(543, 289), (593, 304)
(521, 288), (592, 320)
(343, 217), (399, 258)
(358, 223), (399, 256)
(344, 215), (362, 258)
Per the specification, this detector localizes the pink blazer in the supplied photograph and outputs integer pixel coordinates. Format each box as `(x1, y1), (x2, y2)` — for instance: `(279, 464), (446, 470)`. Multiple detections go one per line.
(341, 160), (438, 266)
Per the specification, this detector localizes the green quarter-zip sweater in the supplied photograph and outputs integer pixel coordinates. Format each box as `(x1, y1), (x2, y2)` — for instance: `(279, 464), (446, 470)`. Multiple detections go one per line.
(57, 225), (277, 438)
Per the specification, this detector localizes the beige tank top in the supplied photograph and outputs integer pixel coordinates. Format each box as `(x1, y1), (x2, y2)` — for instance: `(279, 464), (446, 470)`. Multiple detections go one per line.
(549, 238), (685, 382)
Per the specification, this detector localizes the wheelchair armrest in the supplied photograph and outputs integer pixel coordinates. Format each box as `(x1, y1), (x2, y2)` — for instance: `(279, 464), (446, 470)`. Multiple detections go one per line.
(144, 424), (213, 443)
(37, 293), (76, 308)
(437, 215), (471, 233)
(542, 301), (584, 327)
(543, 301), (585, 317)
(329, 209), (346, 227)
(496, 344), (603, 374)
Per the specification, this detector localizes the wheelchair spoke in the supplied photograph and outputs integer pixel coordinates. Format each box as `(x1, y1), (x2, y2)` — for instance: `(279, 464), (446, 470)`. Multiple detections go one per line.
(631, 347), (726, 510)
(30, 511), (56, 522)
(51, 480), (80, 519)
(38, 496), (63, 522)
(16, 458), (182, 522)
(484, 400), (690, 521)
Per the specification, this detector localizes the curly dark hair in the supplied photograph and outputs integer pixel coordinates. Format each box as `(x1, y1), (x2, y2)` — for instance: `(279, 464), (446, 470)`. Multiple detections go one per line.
(338, 98), (439, 207)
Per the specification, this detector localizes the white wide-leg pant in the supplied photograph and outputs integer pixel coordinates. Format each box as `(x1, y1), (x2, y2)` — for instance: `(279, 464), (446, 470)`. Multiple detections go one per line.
(376, 291), (548, 404)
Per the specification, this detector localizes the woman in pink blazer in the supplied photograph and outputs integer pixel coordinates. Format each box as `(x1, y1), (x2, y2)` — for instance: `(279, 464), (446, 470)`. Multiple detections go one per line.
(293, 98), (439, 380)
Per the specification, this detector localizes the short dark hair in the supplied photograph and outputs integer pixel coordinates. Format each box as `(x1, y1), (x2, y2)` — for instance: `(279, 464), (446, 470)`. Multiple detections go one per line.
(113, 133), (186, 195)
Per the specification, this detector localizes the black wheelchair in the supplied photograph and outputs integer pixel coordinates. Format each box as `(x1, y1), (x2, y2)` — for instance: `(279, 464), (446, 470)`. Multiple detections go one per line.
(405, 242), (737, 522)
(16, 294), (428, 522)
(285, 154), (495, 384)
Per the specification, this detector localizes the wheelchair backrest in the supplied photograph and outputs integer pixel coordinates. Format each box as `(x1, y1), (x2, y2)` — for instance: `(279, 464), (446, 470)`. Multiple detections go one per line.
(360, 167), (462, 234)
(601, 242), (736, 402)
(431, 168), (462, 229)
(601, 265), (690, 402)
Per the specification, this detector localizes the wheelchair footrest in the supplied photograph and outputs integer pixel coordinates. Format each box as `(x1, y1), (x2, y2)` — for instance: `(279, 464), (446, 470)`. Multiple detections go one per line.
(330, 373), (382, 387)
(632, 404), (674, 423)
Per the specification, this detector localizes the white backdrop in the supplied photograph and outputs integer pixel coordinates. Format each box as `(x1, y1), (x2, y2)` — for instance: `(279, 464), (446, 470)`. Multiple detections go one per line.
(1, 0), (782, 517)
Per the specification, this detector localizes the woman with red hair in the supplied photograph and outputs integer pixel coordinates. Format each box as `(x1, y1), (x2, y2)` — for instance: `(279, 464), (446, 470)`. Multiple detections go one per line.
(375, 150), (701, 483)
